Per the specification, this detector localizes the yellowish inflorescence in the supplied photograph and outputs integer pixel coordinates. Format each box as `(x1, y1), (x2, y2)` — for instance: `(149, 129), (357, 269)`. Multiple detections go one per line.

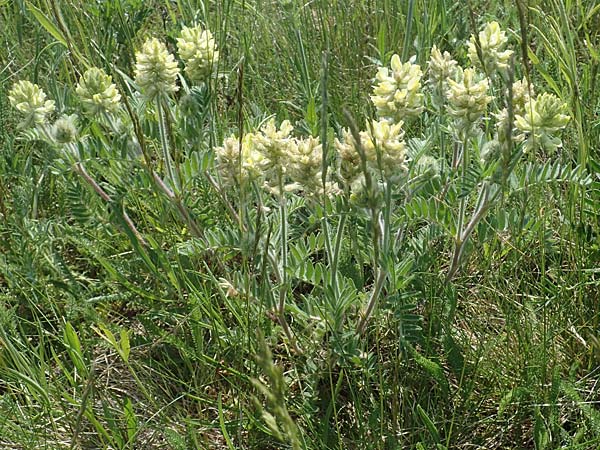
(286, 136), (325, 196)
(52, 114), (79, 144)
(252, 118), (296, 175)
(467, 21), (513, 75)
(76, 67), (121, 115)
(134, 38), (180, 101)
(515, 92), (571, 152)
(214, 133), (265, 187)
(371, 54), (424, 123)
(493, 78), (535, 145)
(8, 80), (55, 128)
(210, 19), (569, 197)
(446, 67), (493, 139)
(428, 44), (459, 108)
(335, 119), (408, 187)
(177, 25), (219, 82)
(215, 119), (339, 197)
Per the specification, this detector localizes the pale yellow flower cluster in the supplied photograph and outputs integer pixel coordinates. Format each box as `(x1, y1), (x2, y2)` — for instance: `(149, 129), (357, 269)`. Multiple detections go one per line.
(76, 67), (121, 115)
(335, 119), (408, 187)
(8, 80), (55, 128)
(467, 21), (513, 74)
(214, 133), (264, 187)
(8, 81), (81, 146)
(428, 45), (459, 108)
(371, 55), (424, 122)
(494, 78), (535, 145)
(134, 38), (180, 101)
(515, 92), (570, 152)
(177, 25), (219, 82)
(133, 25), (218, 100)
(215, 119), (332, 196)
(287, 136), (326, 196)
(446, 68), (493, 139)
(252, 119), (296, 173)
(490, 81), (569, 153)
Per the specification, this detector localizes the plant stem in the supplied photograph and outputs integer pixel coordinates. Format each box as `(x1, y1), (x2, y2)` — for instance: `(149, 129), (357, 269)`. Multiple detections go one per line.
(73, 161), (147, 247)
(277, 171), (300, 353)
(152, 172), (204, 239)
(356, 199), (386, 336)
(157, 98), (178, 191)
(357, 262), (387, 336)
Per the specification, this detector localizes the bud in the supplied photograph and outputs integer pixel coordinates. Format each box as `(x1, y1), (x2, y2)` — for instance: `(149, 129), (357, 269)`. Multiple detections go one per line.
(52, 114), (79, 144)
(468, 21), (513, 75)
(371, 54), (424, 122)
(134, 38), (180, 101)
(8, 80), (55, 128)
(76, 67), (121, 115)
(177, 25), (219, 82)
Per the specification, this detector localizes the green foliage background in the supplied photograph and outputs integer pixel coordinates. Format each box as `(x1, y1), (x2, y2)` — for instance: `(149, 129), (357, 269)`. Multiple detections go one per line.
(1, 0), (600, 449)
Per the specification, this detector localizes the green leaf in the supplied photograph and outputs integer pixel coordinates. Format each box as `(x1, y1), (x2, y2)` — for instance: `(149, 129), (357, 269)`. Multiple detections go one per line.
(63, 322), (87, 376)
(416, 404), (442, 444)
(124, 398), (137, 442)
(218, 394), (237, 450)
(120, 329), (130, 363)
(25, 2), (68, 47)
(408, 343), (449, 397)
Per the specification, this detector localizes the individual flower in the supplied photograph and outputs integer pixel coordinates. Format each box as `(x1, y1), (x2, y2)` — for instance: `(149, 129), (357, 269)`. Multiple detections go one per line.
(8, 80), (55, 128)
(446, 67), (493, 139)
(467, 21), (513, 75)
(371, 54), (424, 122)
(428, 45), (459, 108)
(214, 133), (264, 187)
(515, 92), (570, 152)
(75, 67), (121, 115)
(52, 114), (79, 144)
(177, 25), (219, 82)
(134, 38), (180, 101)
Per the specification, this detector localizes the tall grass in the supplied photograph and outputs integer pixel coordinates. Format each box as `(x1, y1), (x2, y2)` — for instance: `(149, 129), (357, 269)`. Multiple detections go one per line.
(1, 1), (600, 449)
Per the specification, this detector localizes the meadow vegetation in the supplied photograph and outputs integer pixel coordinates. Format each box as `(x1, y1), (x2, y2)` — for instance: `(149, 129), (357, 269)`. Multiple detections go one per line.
(1, 0), (600, 448)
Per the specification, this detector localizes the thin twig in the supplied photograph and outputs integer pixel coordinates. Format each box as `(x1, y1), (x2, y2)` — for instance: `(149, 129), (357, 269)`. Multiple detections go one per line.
(73, 162), (148, 247)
